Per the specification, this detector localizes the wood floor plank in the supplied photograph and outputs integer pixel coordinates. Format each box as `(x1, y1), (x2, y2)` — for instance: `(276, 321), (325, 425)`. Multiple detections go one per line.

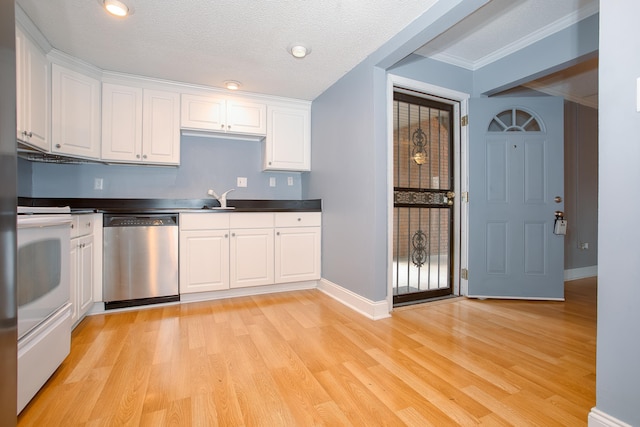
(18, 279), (597, 426)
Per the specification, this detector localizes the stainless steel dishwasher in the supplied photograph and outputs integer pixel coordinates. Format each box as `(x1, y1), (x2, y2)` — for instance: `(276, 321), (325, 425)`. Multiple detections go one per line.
(103, 213), (179, 309)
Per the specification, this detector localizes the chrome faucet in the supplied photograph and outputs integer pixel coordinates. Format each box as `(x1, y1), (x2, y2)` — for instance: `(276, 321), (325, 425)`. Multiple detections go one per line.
(207, 188), (235, 209)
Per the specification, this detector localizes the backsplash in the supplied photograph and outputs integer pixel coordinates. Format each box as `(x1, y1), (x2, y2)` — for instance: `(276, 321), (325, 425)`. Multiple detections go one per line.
(20, 135), (303, 200)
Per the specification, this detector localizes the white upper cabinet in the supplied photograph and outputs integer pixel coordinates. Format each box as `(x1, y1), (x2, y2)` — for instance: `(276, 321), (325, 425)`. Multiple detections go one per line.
(51, 64), (101, 159)
(102, 83), (180, 165)
(101, 83), (142, 162)
(264, 104), (311, 171)
(16, 27), (49, 152)
(181, 93), (267, 136)
(142, 89), (181, 164)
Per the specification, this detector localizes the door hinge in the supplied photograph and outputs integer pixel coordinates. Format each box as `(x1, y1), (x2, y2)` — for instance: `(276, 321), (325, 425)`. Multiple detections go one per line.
(462, 191), (469, 203)
(461, 268), (469, 280)
(461, 115), (468, 126)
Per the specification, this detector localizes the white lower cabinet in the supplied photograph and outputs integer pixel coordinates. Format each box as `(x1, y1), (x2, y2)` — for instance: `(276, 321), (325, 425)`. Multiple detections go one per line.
(179, 214), (230, 293)
(230, 228), (274, 288)
(70, 215), (95, 327)
(180, 229), (230, 293)
(179, 212), (321, 295)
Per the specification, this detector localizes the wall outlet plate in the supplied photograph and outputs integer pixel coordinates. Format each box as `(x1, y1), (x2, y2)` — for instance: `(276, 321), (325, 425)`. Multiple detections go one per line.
(237, 177), (247, 187)
(269, 177), (276, 187)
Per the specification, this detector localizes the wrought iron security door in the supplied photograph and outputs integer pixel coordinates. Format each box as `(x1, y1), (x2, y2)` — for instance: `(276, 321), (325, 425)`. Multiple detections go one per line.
(393, 92), (454, 306)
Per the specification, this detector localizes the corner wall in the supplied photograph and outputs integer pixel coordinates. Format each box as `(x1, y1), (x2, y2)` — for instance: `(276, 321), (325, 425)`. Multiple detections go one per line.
(592, 1), (640, 425)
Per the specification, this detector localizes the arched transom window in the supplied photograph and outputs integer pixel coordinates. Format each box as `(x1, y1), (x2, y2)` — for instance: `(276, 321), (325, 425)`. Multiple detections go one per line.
(488, 108), (543, 132)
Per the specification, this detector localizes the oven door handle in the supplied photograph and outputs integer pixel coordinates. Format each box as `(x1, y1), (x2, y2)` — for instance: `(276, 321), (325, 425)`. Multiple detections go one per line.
(17, 215), (72, 229)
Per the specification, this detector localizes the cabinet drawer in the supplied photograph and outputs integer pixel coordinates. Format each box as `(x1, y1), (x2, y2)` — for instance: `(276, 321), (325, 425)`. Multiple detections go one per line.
(275, 212), (321, 228)
(229, 212), (274, 229)
(71, 215), (95, 238)
(180, 213), (230, 230)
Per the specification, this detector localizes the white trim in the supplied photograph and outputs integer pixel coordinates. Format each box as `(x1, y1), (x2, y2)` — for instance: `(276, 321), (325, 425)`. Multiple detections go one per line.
(467, 295), (565, 301)
(386, 74), (470, 306)
(318, 278), (390, 320)
(564, 265), (598, 281)
(589, 408), (633, 427)
(429, 2), (599, 71)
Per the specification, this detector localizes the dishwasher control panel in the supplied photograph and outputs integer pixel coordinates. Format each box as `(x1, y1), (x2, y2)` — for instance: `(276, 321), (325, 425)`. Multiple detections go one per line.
(104, 214), (178, 227)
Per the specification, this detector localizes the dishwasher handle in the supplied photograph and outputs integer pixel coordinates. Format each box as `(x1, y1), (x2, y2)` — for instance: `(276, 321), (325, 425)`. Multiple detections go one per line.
(104, 214), (178, 227)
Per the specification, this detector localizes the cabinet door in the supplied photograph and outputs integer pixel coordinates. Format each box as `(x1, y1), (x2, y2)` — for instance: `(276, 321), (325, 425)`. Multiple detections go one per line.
(101, 83), (143, 162)
(181, 93), (226, 132)
(143, 89), (180, 164)
(230, 228), (274, 288)
(275, 227), (321, 283)
(226, 99), (266, 136)
(264, 105), (310, 171)
(78, 235), (94, 317)
(51, 64), (101, 159)
(180, 230), (230, 293)
(16, 28), (49, 151)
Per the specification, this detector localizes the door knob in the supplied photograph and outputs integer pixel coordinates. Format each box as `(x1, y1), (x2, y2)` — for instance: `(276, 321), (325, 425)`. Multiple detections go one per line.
(554, 196), (562, 203)
(446, 191), (455, 206)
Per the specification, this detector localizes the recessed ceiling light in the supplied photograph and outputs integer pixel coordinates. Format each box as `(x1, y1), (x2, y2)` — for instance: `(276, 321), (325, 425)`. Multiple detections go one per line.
(224, 81), (241, 90)
(290, 45), (311, 59)
(103, 0), (129, 17)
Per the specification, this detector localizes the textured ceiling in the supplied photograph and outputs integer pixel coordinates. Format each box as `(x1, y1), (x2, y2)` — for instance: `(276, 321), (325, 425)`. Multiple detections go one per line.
(16, 0), (438, 100)
(17, 0), (599, 105)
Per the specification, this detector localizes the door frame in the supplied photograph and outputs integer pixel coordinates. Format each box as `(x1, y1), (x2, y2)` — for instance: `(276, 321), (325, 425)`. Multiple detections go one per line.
(386, 74), (470, 311)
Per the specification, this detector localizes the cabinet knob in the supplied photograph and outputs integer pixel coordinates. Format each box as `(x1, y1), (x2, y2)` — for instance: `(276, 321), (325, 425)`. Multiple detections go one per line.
(87, 222), (91, 227)
(231, 233), (236, 237)
(224, 234), (228, 238)
(136, 154), (141, 159)
(55, 144), (61, 148)
(70, 223), (74, 229)
(276, 232), (280, 236)
(221, 124), (225, 129)
(298, 218), (302, 222)
(27, 131), (33, 137)
(143, 154), (147, 159)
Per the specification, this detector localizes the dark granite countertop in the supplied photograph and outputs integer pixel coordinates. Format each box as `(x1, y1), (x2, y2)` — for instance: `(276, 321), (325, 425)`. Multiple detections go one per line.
(18, 197), (322, 213)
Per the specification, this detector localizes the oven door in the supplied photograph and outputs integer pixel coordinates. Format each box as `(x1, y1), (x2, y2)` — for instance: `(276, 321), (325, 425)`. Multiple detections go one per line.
(17, 215), (71, 339)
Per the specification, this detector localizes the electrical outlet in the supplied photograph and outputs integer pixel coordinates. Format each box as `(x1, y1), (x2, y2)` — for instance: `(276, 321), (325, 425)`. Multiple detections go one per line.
(237, 177), (248, 187)
(94, 178), (103, 190)
(287, 176), (294, 186)
(269, 177), (276, 187)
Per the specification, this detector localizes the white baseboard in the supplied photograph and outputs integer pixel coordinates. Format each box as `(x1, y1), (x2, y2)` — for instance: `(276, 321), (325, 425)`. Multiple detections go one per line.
(589, 408), (633, 427)
(317, 278), (390, 320)
(564, 265), (598, 281)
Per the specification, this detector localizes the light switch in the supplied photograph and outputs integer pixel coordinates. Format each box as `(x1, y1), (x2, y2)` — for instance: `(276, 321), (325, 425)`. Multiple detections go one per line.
(269, 177), (276, 187)
(287, 176), (294, 186)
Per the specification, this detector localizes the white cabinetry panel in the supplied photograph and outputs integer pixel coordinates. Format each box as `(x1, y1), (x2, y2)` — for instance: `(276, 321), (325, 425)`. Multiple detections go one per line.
(16, 27), (49, 151)
(51, 64), (101, 159)
(264, 105), (310, 171)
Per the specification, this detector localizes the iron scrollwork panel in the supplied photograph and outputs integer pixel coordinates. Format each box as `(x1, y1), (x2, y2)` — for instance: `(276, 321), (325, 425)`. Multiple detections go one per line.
(394, 188), (451, 208)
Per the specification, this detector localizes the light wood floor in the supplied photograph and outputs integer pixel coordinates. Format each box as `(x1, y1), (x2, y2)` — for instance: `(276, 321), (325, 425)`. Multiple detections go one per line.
(18, 278), (596, 426)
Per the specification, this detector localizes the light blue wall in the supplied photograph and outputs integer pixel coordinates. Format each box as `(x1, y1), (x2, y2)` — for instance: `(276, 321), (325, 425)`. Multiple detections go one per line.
(596, 2), (640, 425)
(23, 135), (302, 199)
(17, 158), (32, 196)
(389, 54), (473, 94)
(306, 1), (489, 302)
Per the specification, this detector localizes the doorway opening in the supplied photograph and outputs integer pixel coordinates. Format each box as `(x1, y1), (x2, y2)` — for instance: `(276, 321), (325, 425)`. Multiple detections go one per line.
(392, 91), (455, 306)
